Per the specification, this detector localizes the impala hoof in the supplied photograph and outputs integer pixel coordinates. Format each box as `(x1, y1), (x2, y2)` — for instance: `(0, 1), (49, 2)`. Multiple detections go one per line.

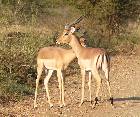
(59, 104), (64, 108)
(92, 97), (98, 108)
(49, 103), (53, 108)
(79, 101), (84, 107)
(60, 105), (63, 108)
(95, 97), (99, 105)
(110, 97), (113, 105)
(59, 102), (66, 108)
(34, 101), (37, 108)
(34, 105), (37, 108)
(63, 103), (66, 106)
(92, 104), (96, 109)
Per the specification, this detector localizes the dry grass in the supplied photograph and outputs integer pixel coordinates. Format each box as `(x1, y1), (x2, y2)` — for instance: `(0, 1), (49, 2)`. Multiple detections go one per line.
(0, 55), (140, 116)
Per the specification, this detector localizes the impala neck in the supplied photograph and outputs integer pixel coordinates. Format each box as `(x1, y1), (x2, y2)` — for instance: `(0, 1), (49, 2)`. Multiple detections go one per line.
(65, 49), (76, 62)
(69, 35), (83, 58)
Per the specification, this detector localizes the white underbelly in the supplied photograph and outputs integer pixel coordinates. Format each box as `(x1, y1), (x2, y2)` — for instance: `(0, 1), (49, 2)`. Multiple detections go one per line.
(78, 59), (94, 71)
(42, 59), (57, 70)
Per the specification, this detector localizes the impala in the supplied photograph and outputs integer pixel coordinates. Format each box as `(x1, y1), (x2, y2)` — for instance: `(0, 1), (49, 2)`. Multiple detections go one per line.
(56, 25), (113, 108)
(34, 37), (86, 108)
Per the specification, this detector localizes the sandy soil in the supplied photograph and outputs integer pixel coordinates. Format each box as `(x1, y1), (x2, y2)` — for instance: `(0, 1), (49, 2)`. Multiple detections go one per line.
(0, 55), (140, 117)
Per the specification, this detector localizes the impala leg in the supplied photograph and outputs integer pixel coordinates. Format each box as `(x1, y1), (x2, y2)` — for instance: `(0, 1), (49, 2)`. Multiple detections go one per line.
(88, 71), (92, 105)
(79, 69), (86, 107)
(102, 55), (113, 105)
(104, 69), (113, 105)
(57, 70), (63, 107)
(60, 72), (65, 106)
(44, 70), (53, 107)
(92, 70), (101, 108)
(34, 64), (43, 108)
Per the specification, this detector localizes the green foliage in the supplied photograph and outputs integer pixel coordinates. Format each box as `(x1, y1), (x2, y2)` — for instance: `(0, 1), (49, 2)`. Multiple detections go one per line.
(117, 0), (140, 22)
(0, 29), (56, 102)
(0, 75), (34, 101)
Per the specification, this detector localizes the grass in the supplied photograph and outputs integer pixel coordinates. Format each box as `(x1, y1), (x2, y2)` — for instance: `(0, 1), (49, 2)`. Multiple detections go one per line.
(0, 25), (56, 103)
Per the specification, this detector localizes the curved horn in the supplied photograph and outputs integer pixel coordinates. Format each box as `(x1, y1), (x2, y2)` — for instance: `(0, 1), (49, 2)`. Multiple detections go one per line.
(65, 16), (84, 29)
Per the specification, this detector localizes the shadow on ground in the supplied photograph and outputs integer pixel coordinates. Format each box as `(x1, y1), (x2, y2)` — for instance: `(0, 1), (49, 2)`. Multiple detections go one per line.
(113, 97), (140, 102)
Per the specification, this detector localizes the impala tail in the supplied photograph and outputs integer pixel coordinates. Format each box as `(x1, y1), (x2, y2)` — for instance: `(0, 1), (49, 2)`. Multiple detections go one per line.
(103, 54), (110, 72)
(96, 53), (110, 73)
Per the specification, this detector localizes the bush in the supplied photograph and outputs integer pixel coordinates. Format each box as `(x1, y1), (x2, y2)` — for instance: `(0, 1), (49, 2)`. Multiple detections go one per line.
(0, 29), (56, 103)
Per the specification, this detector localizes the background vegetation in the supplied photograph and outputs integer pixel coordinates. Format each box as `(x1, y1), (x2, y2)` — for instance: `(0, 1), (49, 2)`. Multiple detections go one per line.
(0, 0), (140, 103)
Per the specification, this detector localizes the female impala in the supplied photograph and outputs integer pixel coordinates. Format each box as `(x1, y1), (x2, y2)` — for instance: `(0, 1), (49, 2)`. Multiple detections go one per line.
(34, 38), (86, 108)
(56, 27), (113, 107)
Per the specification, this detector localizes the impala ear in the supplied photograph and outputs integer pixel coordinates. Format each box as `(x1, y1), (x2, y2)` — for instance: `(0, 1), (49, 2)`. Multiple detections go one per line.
(70, 27), (76, 33)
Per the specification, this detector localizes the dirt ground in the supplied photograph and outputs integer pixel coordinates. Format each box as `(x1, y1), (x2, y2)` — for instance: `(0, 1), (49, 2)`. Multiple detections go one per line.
(0, 54), (140, 117)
